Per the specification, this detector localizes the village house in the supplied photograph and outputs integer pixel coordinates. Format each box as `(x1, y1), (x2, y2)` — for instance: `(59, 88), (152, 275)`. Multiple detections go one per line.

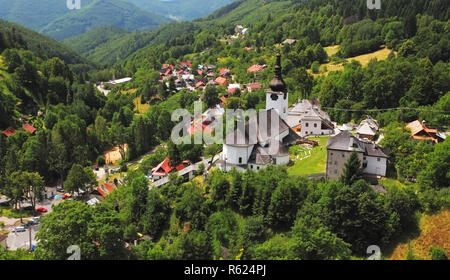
(355, 115), (379, 140)
(247, 64), (266, 73)
(89, 182), (118, 204)
(151, 157), (191, 181)
(215, 77), (229, 87)
(282, 39), (297, 45)
(287, 99), (334, 137)
(217, 54), (300, 172)
(219, 68), (230, 77)
(326, 131), (388, 180)
(188, 105), (224, 136)
(406, 120), (445, 144)
(246, 83), (263, 92)
(1, 127), (17, 137)
(22, 123), (36, 135)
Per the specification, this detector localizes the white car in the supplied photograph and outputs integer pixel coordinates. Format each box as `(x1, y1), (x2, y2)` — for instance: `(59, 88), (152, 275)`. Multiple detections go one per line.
(31, 217), (40, 224)
(12, 226), (26, 233)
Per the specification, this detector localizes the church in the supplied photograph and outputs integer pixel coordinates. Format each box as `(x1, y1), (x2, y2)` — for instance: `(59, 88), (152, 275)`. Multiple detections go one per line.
(217, 54), (300, 172)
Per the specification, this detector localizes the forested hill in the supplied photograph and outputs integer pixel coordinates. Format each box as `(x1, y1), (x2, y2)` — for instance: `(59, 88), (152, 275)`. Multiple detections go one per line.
(80, 0), (448, 66)
(126, 0), (237, 20)
(63, 26), (131, 58)
(40, 0), (170, 41)
(0, 0), (95, 31)
(0, 19), (91, 67)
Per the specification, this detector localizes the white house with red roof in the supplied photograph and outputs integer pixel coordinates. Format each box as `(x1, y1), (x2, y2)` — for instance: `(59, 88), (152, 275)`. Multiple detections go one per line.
(151, 157), (191, 181)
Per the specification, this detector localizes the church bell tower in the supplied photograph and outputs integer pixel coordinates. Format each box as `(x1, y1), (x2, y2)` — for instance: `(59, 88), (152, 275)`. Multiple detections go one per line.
(266, 53), (288, 122)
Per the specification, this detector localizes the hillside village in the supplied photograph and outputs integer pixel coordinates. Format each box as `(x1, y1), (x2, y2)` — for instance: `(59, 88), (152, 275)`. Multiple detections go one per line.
(0, 0), (449, 261)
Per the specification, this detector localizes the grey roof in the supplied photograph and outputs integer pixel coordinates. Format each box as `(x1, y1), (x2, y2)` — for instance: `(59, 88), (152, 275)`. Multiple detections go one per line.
(326, 131), (365, 152)
(356, 116), (379, 134)
(288, 99), (333, 129)
(248, 140), (289, 165)
(224, 109), (290, 146)
(361, 141), (388, 158)
(248, 145), (273, 165)
(289, 100), (313, 114)
(327, 131), (387, 158)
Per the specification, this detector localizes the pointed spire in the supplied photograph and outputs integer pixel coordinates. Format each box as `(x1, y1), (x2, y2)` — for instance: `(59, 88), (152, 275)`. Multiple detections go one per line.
(269, 53), (286, 92)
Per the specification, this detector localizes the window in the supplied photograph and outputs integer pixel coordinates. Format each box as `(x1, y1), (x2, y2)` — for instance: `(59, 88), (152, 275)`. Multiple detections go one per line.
(305, 123), (309, 127)
(305, 131), (308, 134)
(251, 165), (253, 169)
(363, 157), (366, 160)
(334, 161), (337, 165)
(342, 153), (345, 158)
(330, 152), (334, 156)
(257, 166), (260, 170)
(239, 157), (242, 164)
(334, 169), (337, 174)
(377, 157), (381, 162)
(314, 123), (317, 128)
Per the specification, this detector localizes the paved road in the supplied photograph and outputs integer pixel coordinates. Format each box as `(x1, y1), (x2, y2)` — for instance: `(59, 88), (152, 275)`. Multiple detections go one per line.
(5, 224), (39, 250)
(2, 197), (62, 250)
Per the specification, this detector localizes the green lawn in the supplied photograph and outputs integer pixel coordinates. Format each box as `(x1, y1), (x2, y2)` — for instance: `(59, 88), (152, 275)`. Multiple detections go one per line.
(287, 136), (329, 176)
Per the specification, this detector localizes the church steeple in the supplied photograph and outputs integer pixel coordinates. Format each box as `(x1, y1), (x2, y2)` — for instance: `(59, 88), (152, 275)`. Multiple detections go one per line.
(269, 53), (286, 92)
(266, 53), (289, 122)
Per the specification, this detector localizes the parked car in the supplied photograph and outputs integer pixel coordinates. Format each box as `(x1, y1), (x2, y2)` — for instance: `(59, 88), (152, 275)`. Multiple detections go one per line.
(23, 221), (32, 228)
(36, 207), (48, 213)
(0, 201), (10, 206)
(31, 217), (40, 224)
(62, 194), (72, 200)
(12, 226), (26, 233)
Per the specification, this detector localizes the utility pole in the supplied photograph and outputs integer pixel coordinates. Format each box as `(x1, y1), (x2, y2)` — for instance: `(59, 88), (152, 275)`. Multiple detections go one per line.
(28, 226), (32, 251)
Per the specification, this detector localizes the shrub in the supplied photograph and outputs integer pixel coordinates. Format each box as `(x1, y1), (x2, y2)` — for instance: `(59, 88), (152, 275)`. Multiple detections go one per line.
(429, 247), (448, 260)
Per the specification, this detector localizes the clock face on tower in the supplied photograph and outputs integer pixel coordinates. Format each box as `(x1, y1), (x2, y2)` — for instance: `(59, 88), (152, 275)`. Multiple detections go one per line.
(270, 94), (278, 100)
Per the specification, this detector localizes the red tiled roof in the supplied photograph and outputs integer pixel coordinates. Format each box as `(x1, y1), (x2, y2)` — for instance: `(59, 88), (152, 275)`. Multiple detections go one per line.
(247, 64), (266, 72)
(247, 83), (262, 90)
(175, 160), (191, 171)
(215, 77), (228, 86)
(195, 81), (205, 88)
(95, 182), (117, 197)
(1, 127), (16, 137)
(219, 68), (229, 75)
(197, 70), (203, 75)
(22, 123), (36, 134)
(178, 69), (183, 75)
(152, 157), (174, 176)
(188, 122), (214, 136)
(228, 88), (238, 94)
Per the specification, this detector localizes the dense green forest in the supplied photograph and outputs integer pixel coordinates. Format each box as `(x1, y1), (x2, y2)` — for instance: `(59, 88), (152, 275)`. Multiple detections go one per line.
(40, 0), (170, 41)
(0, 19), (91, 67)
(0, 0), (169, 41)
(0, 0), (449, 260)
(127, 0), (237, 20)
